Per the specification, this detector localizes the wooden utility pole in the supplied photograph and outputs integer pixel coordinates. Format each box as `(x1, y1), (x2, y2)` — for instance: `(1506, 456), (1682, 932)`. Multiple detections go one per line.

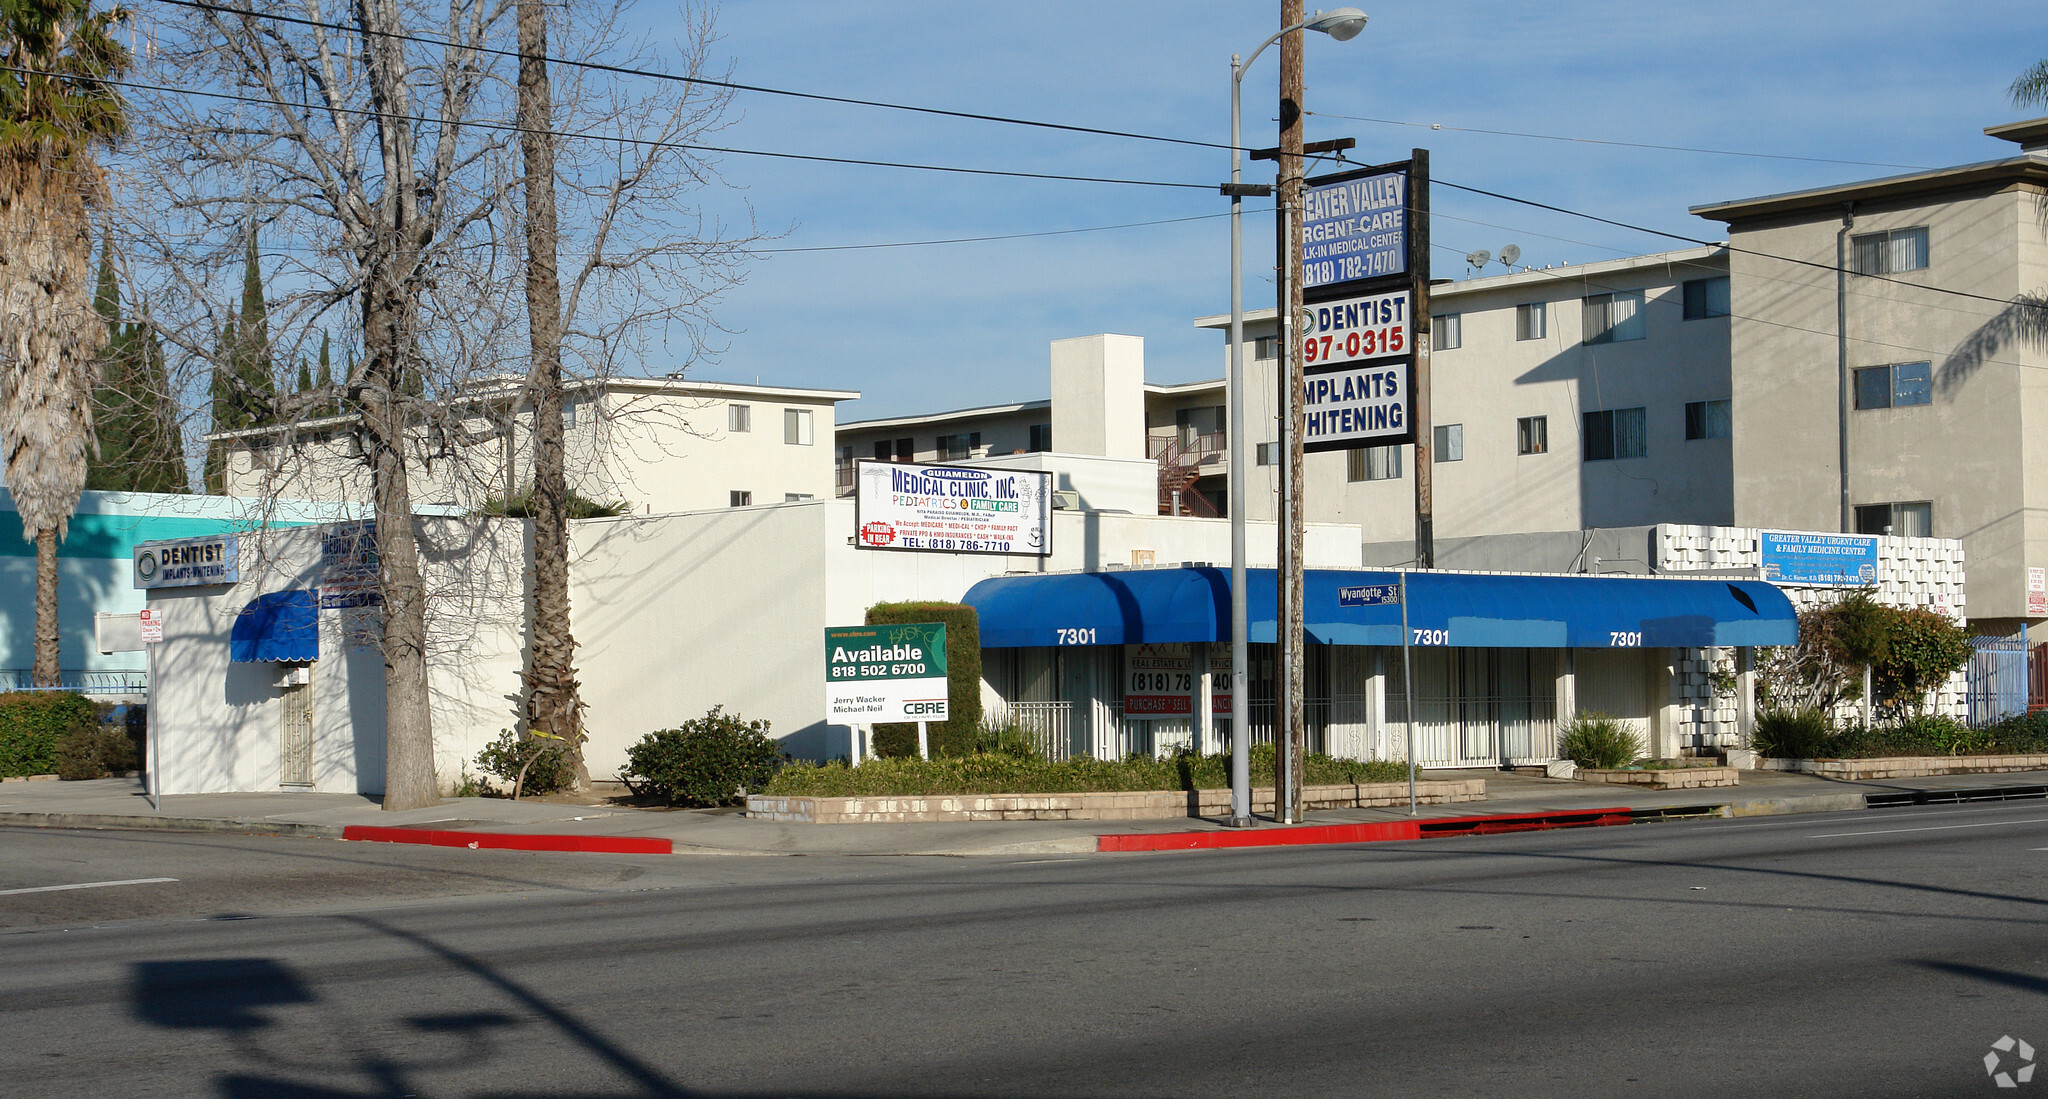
(1412, 148), (1434, 569)
(1276, 0), (1307, 824)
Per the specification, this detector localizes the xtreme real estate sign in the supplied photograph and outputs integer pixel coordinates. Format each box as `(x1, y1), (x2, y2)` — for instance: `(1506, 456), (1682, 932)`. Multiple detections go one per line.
(825, 622), (950, 724)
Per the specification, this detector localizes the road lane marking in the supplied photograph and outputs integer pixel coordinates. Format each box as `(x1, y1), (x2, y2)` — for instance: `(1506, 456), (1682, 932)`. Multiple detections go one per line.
(1810, 817), (2048, 839)
(0, 877), (178, 896)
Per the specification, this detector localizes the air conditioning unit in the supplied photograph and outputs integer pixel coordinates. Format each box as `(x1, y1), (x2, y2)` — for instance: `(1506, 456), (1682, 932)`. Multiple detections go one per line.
(1051, 490), (1081, 511)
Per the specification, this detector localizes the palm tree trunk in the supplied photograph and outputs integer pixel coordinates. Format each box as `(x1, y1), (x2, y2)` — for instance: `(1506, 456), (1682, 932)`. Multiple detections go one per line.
(33, 529), (60, 688)
(516, 0), (589, 787)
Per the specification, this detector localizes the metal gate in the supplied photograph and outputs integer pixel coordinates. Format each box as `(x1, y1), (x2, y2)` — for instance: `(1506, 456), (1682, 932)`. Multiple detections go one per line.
(1967, 630), (2028, 725)
(1394, 648), (1558, 768)
(280, 673), (314, 786)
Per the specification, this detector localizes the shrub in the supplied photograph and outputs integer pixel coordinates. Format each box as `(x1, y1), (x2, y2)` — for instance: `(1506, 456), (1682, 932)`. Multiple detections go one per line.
(0, 692), (100, 778)
(974, 717), (1042, 759)
(475, 730), (575, 797)
(55, 727), (140, 780)
(621, 707), (785, 806)
(1980, 712), (2048, 754)
(866, 602), (982, 758)
(762, 746), (1407, 798)
(1557, 712), (1643, 769)
(1753, 708), (1832, 759)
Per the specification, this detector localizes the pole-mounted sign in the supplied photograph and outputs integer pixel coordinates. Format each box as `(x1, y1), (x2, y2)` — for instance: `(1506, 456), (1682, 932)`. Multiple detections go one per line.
(1297, 154), (1427, 455)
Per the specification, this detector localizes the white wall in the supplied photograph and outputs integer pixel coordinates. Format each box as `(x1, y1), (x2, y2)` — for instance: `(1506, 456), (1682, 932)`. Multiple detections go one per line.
(1052, 334), (1147, 459)
(148, 520), (527, 796)
(570, 499), (1365, 771)
(960, 452), (1157, 515)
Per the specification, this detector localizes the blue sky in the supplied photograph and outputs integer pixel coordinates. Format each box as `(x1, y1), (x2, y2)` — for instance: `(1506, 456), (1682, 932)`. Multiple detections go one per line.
(645, 1), (2048, 420)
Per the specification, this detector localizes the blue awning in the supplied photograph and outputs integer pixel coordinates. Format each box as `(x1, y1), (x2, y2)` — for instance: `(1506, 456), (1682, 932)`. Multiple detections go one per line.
(962, 568), (1796, 649)
(230, 590), (319, 663)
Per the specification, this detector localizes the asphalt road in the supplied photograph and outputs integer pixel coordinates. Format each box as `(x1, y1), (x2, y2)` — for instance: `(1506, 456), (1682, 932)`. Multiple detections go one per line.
(2, 803), (2046, 1098)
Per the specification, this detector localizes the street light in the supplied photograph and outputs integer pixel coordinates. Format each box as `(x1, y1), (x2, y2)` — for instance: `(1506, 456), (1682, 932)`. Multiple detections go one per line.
(1224, 7), (1367, 828)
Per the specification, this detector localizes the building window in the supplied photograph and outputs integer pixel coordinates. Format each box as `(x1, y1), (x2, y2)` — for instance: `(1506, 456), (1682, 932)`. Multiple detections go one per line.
(1028, 423), (1053, 452)
(783, 408), (813, 446)
(1433, 423), (1463, 462)
(561, 401), (578, 429)
(1854, 362), (1933, 410)
(1254, 336), (1278, 360)
(1515, 302), (1547, 341)
(937, 431), (981, 460)
(872, 441), (893, 461)
(1583, 291), (1645, 344)
(1685, 399), (1732, 440)
(1346, 444), (1403, 482)
(836, 444), (853, 465)
(1682, 277), (1730, 320)
(1256, 442), (1278, 466)
(1431, 313), (1461, 350)
(1582, 406), (1646, 461)
(894, 437), (913, 461)
(1855, 501), (1933, 538)
(1517, 415), (1548, 455)
(729, 403), (751, 432)
(785, 493), (814, 502)
(729, 490), (752, 507)
(1852, 227), (1929, 275)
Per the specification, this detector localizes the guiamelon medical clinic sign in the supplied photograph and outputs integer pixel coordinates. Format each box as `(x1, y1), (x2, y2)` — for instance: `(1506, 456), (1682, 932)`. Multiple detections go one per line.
(824, 622), (949, 723)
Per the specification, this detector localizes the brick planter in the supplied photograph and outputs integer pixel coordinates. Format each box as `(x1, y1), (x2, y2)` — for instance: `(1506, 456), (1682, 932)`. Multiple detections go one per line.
(1760, 754), (2048, 780)
(1575, 766), (1739, 790)
(746, 779), (1485, 824)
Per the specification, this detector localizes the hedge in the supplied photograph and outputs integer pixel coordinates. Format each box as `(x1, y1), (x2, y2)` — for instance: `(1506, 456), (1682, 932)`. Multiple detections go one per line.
(0, 692), (102, 778)
(1754, 710), (2048, 759)
(763, 745), (1406, 797)
(865, 601), (982, 758)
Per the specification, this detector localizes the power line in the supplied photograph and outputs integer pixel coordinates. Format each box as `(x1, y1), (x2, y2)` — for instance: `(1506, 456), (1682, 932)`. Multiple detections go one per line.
(1310, 110), (1935, 171)
(157, 0), (1237, 153)
(1435, 178), (2043, 312)
(755, 211), (1235, 253)
(6, 64), (1210, 190)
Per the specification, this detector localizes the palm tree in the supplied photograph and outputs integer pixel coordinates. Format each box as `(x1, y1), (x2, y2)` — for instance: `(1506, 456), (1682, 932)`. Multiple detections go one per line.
(0, 0), (128, 686)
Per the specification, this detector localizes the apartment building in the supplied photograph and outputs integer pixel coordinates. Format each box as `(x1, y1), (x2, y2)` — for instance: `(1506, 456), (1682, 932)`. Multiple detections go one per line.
(1694, 116), (2048, 628)
(213, 374), (858, 516)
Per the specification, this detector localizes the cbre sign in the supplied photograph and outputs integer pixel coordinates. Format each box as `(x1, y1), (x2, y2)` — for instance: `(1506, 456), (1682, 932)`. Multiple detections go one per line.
(825, 622), (950, 724)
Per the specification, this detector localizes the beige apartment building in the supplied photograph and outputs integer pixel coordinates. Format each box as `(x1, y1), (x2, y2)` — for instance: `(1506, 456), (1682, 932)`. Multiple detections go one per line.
(214, 374), (857, 516)
(1694, 116), (2048, 628)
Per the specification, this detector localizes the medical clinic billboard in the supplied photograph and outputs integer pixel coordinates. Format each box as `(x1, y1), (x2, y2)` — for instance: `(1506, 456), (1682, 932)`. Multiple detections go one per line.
(1299, 156), (1424, 453)
(854, 459), (1052, 556)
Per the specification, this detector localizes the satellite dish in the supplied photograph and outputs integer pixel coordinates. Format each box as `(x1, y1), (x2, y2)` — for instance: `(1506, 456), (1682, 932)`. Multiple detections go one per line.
(1465, 249), (1491, 270)
(1498, 244), (1522, 268)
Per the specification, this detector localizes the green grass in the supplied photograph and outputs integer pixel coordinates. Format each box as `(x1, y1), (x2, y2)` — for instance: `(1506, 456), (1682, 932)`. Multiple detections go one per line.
(762, 744), (1408, 798)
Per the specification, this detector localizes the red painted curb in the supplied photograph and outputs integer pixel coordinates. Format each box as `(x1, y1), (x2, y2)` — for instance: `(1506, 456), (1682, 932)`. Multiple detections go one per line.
(1096, 807), (1633, 853)
(341, 825), (672, 855)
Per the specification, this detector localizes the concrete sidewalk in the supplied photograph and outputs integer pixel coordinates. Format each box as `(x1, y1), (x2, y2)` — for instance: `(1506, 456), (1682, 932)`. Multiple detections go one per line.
(1, 767), (2043, 856)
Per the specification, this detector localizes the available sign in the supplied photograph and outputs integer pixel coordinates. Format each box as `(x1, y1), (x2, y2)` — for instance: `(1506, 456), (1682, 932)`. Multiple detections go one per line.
(1758, 530), (1878, 586)
(1300, 167), (1408, 291)
(1301, 363), (1414, 451)
(825, 622), (950, 723)
(134, 534), (238, 589)
(854, 460), (1051, 556)
(1301, 288), (1410, 368)
(1123, 643), (1231, 717)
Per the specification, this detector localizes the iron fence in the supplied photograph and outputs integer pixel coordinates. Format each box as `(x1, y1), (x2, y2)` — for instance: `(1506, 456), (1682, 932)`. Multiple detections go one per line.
(0, 670), (149, 695)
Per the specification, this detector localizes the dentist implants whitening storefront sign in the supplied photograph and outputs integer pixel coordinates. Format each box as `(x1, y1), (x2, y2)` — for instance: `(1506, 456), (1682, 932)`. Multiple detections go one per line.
(853, 459), (1052, 556)
(1299, 157), (1425, 453)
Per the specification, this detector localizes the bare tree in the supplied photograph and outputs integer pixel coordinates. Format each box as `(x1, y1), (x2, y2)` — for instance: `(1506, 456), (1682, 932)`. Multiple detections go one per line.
(130, 0), (520, 809)
(513, 0), (756, 786)
(125, 0), (756, 800)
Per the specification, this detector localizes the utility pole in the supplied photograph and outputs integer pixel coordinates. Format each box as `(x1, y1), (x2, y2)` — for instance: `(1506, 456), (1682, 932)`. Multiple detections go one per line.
(1276, 0), (1307, 825)
(1412, 148), (1434, 569)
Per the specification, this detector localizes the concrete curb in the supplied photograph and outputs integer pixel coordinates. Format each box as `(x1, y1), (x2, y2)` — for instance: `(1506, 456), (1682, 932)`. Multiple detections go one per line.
(0, 810), (344, 839)
(341, 825), (672, 855)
